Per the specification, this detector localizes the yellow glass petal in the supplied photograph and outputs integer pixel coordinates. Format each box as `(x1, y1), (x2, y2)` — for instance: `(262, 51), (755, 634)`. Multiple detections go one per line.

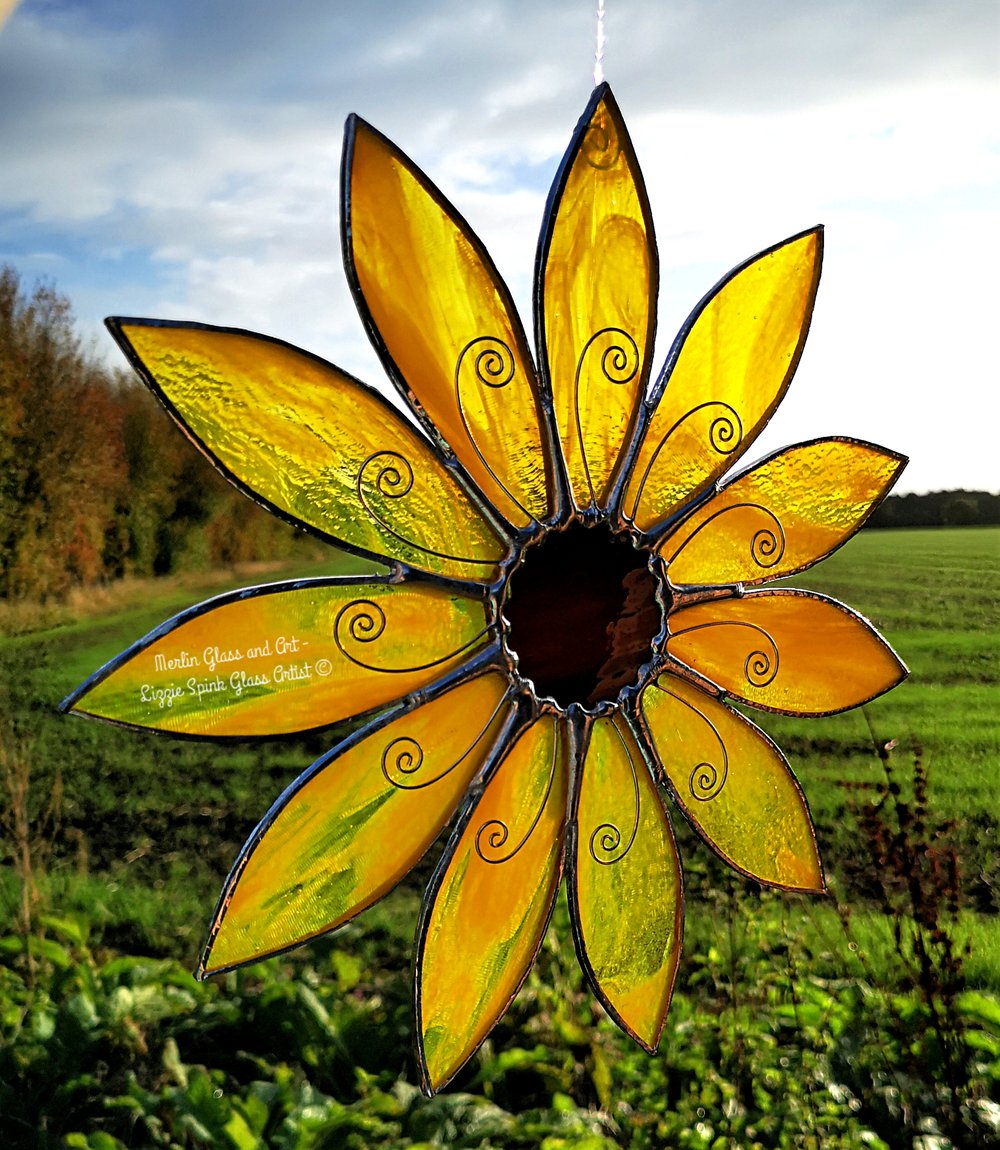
(417, 713), (567, 1094)
(64, 577), (492, 736)
(640, 676), (823, 892)
(346, 119), (551, 528)
(200, 671), (513, 975)
(539, 85), (655, 511)
(667, 590), (907, 716)
(108, 320), (506, 583)
(623, 228), (822, 532)
(661, 438), (907, 586)
(570, 715), (682, 1051)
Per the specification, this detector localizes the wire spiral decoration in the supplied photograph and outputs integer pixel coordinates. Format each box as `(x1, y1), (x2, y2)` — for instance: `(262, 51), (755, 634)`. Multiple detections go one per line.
(705, 405), (743, 455)
(356, 450), (495, 567)
(459, 336), (516, 391)
(574, 327), (640, 503)
(689, 758), (727, 802)
(744, 644), (778, 688)
(626, 401), (744, 522)
(669, 619), (780, 690)
(454, 336), (538, 525)
(582, 116), (620, 169)
(380, 697), (509, 791)
(359, 449), (412, 500)
(652, 680), (730, 802)
(474, 726), (558, 865)
(381, 736), (423, 785)
(664, 502), (787, 573)
(336, 598), (385, 651)
(333, 598), (491, 674)
(588, 720), (640, 865)
(475, 818), (511, 861)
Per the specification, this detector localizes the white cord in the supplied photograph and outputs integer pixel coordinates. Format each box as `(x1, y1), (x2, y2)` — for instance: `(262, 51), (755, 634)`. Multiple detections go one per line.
(594, 0), (606, 85)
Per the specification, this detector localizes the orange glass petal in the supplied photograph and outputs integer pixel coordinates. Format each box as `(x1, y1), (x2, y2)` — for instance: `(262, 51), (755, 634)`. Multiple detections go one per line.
(661, 438), (906, 586)
(623, 228), (822, 532)
(667, 589), (907, 716)
(65, 578), (492, 736)
(570, 714), (682, 1051)
(346, 120), (550, 528)
(108, 320), (507, 583)
(200, 672), (513, 975)
(538, 85), (655, 511)
(417, 714), (567, 1093)
(641, 676), (824, 891)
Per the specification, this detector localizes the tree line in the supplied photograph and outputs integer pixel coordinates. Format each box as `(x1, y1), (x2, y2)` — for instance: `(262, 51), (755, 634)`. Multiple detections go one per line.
(867, 489), (1000, 530)
(0, 266), (308, 602)
(1, 265), (995, 602)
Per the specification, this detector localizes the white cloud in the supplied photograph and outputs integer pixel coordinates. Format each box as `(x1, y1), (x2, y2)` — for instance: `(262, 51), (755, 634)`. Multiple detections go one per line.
(1, 0), (997, 491)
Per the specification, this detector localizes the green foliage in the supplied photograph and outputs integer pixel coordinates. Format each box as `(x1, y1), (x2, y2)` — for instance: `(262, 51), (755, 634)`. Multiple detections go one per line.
(3, 894), (998, 1149)
(1, 531), (998, 1147)
(0, 265), (318, 607)
(774, 527), (1000, 902)
(868, 491), (1000, 529)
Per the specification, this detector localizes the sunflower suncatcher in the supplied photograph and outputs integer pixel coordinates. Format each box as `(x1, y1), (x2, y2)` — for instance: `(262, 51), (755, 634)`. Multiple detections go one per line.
(62, 85), (907, 1094)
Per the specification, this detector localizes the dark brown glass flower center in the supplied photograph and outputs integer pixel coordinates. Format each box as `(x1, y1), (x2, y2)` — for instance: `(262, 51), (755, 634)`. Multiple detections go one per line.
(502, 524), (664, 709)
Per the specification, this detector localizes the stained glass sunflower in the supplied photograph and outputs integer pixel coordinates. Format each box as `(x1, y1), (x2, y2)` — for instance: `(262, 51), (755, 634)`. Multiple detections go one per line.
(62, 84), (908, 1094)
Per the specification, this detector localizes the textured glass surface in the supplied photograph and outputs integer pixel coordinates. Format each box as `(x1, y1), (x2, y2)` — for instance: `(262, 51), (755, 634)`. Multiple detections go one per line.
(64, 83), (914, 1095)
(661, 438), (906, 586)
(201, 672), (512, 974)
(417, 714), (566, 1093)
(347, 121), (550, 528)
(539, 89), (655, 511)
(111, 321), (506, 582)
(667, 590), (907, 716)
(66, 579), (491, 736)
(641, 676), (823, 891)
(622, 229), (822, 532)
(571, 715), (681, 1051)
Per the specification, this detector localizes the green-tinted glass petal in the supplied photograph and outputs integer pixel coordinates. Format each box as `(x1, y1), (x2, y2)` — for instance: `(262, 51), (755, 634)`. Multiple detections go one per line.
(417, 713), (567, 1094)
(660, 438), (906, 586)
(63, 576), (492, 736)
(623, 228), (822, 532)
(570, 714), (682, 1051)
(200, 671), (513, 975)
(641, 675), (824, 892)
(108, 320), (507, 582)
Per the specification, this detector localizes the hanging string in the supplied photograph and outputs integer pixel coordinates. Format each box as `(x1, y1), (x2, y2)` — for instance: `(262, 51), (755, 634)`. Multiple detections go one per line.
(594, 0), (606, 85)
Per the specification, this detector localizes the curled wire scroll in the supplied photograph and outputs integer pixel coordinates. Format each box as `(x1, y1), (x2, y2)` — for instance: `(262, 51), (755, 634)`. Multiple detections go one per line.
(670, 619), (780, 689)
(625, 401), (744, 523)
(574, 327), (639, 504)
(380, 696), (508, 791)
(664, 502), (787, 573)
(588, 719), (641, 865)
(454, 336), (538, 525)
(356, 450), (495, 567)
(653, 680), (730, 802)
(333, 599), (491, 674)
(475, 726), (559, 865)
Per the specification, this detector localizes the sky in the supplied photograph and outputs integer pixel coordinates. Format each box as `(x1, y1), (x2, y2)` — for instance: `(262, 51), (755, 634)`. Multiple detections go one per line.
(1, 0), (997, 496)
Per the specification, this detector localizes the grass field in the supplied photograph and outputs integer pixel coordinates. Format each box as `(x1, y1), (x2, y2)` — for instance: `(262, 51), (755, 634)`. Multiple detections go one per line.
(778, 527), (999, 815)
(2, 527), (998, 1148)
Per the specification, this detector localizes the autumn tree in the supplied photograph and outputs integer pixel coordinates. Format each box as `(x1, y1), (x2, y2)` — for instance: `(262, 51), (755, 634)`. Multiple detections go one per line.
(0, 265), (306, 602)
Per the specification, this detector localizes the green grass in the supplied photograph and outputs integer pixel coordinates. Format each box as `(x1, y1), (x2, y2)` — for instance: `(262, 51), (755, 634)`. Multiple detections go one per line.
(0, 551), (379, 959)
(766, 527), (999, 842)
(2, 527), (999, 1148)
(2, 528), (997, 954)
